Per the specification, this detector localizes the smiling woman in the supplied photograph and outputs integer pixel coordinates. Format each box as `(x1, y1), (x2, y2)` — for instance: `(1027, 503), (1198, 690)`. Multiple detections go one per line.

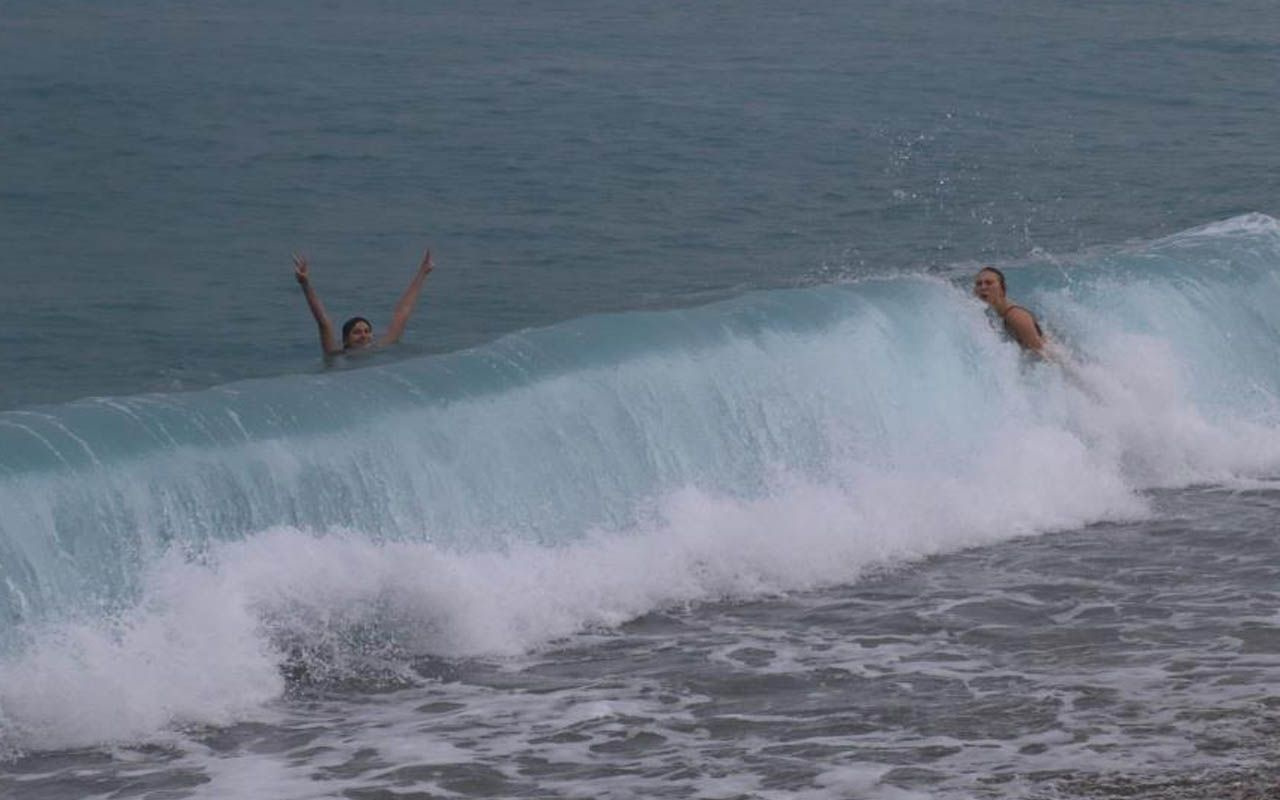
(293, 250), (436, 357)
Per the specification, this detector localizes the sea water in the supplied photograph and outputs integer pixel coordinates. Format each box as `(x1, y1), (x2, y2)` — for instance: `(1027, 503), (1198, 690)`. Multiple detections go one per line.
(2, 3), (1280, 799)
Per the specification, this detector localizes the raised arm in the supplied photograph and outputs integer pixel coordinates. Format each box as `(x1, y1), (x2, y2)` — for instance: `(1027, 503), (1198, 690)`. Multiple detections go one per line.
(293, 254), (341, 356)
(381, 249), (435, 346)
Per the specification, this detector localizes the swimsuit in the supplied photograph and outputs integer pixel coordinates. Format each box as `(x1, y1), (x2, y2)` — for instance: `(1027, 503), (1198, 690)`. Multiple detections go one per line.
(1002, 304), (1044, 338)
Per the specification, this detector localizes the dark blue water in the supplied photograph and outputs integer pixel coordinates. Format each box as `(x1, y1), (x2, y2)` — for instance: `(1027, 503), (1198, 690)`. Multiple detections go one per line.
(3, 3), (1280, 798)
(2, 1), (1277, 409)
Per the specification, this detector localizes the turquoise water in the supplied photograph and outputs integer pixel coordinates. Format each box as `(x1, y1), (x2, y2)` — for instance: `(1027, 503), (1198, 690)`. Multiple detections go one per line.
(3, 3), (1280, 798)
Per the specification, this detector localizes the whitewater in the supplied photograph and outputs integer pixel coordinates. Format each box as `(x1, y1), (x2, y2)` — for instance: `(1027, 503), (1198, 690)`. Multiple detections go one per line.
(2, 216), (1279, 797)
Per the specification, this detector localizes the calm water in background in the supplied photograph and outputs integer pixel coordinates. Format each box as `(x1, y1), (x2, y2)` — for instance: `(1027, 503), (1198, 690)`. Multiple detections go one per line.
(3, 4), (1280, 800)
(2, 0), (1277, 409)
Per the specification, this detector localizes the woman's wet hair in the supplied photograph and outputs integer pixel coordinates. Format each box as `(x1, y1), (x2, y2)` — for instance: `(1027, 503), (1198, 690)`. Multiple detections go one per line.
(977, 267), (1007, 293)
(341, 316), (372, 346)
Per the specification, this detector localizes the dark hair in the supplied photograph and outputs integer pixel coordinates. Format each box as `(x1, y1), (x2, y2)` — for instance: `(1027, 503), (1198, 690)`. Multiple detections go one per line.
(977, 267), (1007, 293)
(341, 316), (372, 346)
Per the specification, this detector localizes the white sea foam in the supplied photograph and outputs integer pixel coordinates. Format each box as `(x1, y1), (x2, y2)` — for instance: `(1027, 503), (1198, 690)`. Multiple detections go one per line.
(0, 556), (283, 753)
(3, 364), (1279, 753)
(0, 416), (1174, 754)
(4, 226), (1280, 755)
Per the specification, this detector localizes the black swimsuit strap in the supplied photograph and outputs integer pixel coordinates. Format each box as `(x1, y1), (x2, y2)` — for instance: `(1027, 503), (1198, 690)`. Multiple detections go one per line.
(1002, 305), (1044, 337)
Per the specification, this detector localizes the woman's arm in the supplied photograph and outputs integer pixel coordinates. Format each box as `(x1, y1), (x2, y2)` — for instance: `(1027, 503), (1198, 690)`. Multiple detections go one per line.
(1004, 306), (1044, 353)
(381, 249), (434, 346)
(293, 254), (341, 356)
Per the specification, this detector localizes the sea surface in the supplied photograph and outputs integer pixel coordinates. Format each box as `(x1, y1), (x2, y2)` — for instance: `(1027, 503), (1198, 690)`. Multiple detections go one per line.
(2, 2), (1280, 798)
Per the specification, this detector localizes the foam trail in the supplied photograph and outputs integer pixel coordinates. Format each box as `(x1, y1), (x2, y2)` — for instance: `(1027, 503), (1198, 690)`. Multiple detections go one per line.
(0, 445), (1140, 753)
(0, 275), (1015, 630)
(2, 214), (1280, 751)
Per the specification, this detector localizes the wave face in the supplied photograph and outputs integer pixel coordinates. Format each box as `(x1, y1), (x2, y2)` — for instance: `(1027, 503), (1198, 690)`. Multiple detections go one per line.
(2, 215), (1280, 751)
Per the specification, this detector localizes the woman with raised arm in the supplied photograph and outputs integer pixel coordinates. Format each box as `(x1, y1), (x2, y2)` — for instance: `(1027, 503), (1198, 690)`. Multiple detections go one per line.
(293, 250), (436, 357)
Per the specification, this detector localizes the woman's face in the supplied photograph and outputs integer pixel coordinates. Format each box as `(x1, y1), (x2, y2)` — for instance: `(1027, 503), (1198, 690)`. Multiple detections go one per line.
(973, 270), (1004, 304)
(345, 320), (374, 349)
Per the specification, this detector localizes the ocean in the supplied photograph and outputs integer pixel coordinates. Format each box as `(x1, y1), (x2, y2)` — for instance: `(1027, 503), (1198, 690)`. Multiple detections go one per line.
(2, 2), (1280, 798)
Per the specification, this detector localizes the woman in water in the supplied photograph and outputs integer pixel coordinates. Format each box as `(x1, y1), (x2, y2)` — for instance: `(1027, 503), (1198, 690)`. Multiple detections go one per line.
(293, 249), (435, 356)
(973, 266), (1045, 354)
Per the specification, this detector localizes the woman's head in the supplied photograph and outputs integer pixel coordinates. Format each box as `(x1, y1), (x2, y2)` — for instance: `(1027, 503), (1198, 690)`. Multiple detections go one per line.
(342, 316), (374, 349)
(973, 267), (1006, 304)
